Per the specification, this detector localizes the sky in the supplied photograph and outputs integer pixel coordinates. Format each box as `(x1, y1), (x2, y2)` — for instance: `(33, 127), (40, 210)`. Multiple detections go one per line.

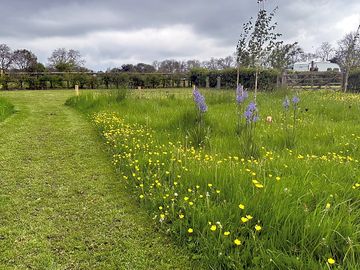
(0, 0), (359, 71)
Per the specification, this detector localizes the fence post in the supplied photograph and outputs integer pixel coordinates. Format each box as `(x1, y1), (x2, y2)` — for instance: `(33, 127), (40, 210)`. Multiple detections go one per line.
(0, 69), (3, 77)
(216, 76), (221, 89)
(281, 72), (287, 87)
(75, 84), (79, 96)
(205, 76), (210, 88)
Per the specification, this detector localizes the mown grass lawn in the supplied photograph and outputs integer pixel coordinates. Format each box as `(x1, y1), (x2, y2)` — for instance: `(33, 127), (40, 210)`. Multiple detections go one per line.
(67, 88), (360, 269)
(0, 97), (14, 122)
(0, 90), (197, 270)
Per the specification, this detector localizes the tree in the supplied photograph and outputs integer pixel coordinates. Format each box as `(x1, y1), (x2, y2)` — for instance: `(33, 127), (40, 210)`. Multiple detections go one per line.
(178, 61), (188, 73)
(186, 60), (201, 70)
(158, 59), (181, 73)
(152, 60), (160, 71)
(316, 42), (335, 61)
(202, 57), (219, 70)
(12, 49), (38, 71)
(121, 64), (136, 72)
(297, 52), (317, 62)
(217, 56), (235, 69)
(236, 19), (253, 84)
(48, 48), (85, 71)
(268, 43), (302, 87)
(236, 4), (282, 101)
(135, 63), (156, 73)
(0, 44), (13, 71)
(269, 43), (302, 70)
(34, 63), (46, 72)
(334, 25), (360, 92)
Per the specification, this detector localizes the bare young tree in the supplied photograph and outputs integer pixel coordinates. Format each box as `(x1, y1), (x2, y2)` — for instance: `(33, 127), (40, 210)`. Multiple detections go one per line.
(186, 59), (201, 70)
(202, 57), (219, 70)
(236, 19), (253, 84)
(217, 56), (235, 69)
(334, 25), (360, 92)
(316, 42), (335, 61)
(237, 4), (282, 101)
(12, 49), (37, 71)
(0, 44), (13, 71)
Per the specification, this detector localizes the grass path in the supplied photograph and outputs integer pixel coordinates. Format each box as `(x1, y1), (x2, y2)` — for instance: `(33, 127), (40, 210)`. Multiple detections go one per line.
(0, 90), (195, 270)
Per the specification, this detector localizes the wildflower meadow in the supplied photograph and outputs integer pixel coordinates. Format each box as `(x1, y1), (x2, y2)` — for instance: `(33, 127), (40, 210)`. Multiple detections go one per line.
(66, 88), (360, 269)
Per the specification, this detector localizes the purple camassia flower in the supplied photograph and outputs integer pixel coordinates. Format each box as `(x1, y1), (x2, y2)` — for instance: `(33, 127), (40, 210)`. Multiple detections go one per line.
(193, 87), (208, 113)
(292, 96), (300, 105)
(283, 97), (290, 110)
(236, 84), (248, 104)
(244, 102), (258, 123)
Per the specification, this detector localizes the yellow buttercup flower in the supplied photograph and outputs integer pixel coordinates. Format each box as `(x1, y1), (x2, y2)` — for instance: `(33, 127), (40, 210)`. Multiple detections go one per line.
(188, 228), (193, 234)
(241, 217), (249, 223)
(255, 224), (262, 231)
(210, 225), (217, 231)
(326, 203), (331, 209)
(224, 231), (230, 236)
(234, 239), (241, 246)
(255, 183), (264, 188)
(179, 214), (184, 219)
(327, 258), (335, 265)
(239, 204), (245, 210)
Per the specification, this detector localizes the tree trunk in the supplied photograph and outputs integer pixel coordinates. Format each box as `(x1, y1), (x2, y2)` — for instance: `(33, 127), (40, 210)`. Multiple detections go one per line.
(276, 73), (281, 88)
(236, 62), (240, 86)
(254, 68), (258, 104)
(342, 70), (349, 92)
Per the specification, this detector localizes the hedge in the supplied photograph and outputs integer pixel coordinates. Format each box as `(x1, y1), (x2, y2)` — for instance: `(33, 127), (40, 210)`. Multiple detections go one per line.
(0, 72), (190, 90)
(1, 69), (359, 91)
(189, 67), (279, 91)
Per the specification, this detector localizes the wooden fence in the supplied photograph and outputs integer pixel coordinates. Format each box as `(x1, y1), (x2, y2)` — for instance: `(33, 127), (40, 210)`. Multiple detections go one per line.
(282, 72), (343, 89)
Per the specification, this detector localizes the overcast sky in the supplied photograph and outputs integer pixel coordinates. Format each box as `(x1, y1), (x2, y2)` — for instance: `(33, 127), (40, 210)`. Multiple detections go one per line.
(0, 0), (359, 71)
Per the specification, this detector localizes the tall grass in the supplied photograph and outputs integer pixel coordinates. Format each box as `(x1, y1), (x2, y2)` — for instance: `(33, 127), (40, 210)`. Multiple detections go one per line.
(66, 89), (360, 269)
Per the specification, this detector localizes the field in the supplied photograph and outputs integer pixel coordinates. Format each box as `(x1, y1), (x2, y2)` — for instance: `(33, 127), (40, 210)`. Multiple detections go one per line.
(66, 88), (360, 269)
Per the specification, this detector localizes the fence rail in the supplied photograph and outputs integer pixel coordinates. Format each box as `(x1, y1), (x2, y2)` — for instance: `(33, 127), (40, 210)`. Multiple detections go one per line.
(282, 72), (343, 89)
